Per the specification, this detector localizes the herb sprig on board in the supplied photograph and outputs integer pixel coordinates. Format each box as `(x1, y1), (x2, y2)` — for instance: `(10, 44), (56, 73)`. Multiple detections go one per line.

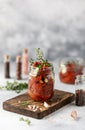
(21, 101), (29, 107)
(0, 80), (28, 93)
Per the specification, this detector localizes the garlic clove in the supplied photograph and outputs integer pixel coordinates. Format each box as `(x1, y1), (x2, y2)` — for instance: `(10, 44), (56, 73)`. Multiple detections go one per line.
(44, 102), (50, 108)
(44, 78), (48, 83)
(70, 110), (77, 120)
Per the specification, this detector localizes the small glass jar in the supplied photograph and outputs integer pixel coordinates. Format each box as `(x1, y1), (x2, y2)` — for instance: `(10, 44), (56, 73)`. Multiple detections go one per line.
(4, 55), (10, 78)
(75, 75), (85, 106)
(59, 57), (84, 84)
(16, 56), (22, 80)
(28, 65), (55, 101)
(22, 48), (29, 76)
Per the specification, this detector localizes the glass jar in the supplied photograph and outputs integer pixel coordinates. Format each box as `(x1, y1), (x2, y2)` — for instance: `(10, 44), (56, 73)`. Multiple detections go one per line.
(16, 56), (22, 80)
(4, 55), (10, 78)
(28, 65), (55, 101)
(22, 48), (29, 76)
(75, 75), (85, 106)
(59, 57), (84, 84)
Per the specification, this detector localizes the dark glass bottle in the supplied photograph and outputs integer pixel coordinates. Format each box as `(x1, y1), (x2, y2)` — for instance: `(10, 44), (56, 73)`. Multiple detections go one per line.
(75, 75), (85, 106)
(4, 55), (10, 78)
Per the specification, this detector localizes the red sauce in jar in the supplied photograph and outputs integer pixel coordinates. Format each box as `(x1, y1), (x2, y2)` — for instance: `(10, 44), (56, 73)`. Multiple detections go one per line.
(59, 58), (84, 84)
(28, 63), (54, 101)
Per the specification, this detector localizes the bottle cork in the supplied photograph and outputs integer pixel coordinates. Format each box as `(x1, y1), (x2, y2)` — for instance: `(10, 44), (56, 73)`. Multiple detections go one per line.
(4, 54), (10, 78)
(16, 55), (22, 80)
(4, 55), (10, 61)
(16, 55), (22, 62)
(23, 48), (28, 53)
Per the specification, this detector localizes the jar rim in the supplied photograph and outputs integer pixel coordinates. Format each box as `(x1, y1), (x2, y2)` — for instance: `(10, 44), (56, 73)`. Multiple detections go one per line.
(60, 57), (84, 66)
(30, 65), (54, 70)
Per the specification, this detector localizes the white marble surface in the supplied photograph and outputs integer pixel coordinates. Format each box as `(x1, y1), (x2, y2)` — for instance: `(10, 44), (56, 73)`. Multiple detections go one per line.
(0, 63), (85, 130)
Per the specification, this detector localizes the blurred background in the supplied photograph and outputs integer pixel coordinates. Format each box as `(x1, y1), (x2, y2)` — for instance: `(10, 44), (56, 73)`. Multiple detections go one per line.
(0, 0), (85, 63)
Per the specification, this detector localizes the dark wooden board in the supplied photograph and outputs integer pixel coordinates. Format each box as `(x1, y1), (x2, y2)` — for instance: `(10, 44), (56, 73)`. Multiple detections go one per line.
(3, 89), (74, 119)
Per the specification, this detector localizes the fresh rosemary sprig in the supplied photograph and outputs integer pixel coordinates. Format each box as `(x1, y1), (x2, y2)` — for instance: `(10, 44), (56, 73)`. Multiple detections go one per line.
(30, 58), (34, 66)
(30, 48), (54, 70)
(36, 48), (45, 62)
(0, 80), (28, 93)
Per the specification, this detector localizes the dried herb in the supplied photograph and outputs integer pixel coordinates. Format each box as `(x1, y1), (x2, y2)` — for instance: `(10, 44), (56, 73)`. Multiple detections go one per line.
(0, 80), (28, 93)
(19, 117), (31, 125)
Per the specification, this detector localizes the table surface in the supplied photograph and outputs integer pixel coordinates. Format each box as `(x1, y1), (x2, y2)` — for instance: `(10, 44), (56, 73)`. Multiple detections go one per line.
(0, 63), (85, 130)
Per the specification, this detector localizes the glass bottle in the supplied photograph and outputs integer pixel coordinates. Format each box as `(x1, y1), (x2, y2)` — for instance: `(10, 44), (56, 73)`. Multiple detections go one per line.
(59, 57), (84, 84)
(75, 75), (85, 106)
(28, 65), (55, 101)
(4, 55), (10, 78)
(16, 55), (22, 80)
(22, 48), (29, 78)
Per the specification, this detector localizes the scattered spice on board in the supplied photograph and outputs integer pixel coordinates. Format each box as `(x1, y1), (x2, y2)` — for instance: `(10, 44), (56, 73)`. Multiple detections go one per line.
(20, 100), (43, 112)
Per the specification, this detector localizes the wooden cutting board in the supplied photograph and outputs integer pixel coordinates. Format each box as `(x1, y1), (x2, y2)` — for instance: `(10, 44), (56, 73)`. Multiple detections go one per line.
(3, 89), (74, 119)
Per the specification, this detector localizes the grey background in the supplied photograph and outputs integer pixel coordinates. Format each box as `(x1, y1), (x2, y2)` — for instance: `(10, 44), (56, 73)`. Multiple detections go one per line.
(0, 0), (85, 63)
